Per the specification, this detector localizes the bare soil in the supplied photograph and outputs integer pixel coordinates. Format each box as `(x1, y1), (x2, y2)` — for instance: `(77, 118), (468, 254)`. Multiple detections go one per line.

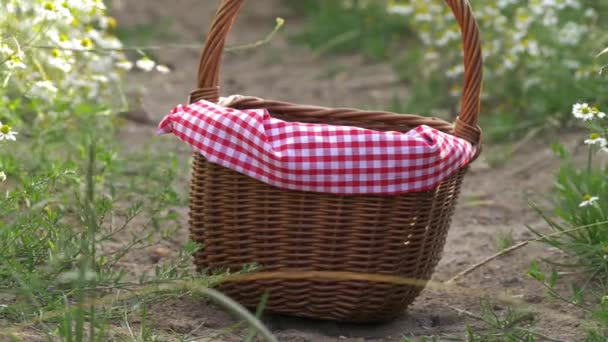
(105, 1), (590, 341)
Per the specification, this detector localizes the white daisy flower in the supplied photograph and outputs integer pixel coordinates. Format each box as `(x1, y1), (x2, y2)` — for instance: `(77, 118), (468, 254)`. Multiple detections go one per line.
(497, 0), (518, 8)
(46, 28), (61, 43)
(437, 30), (460, 47)
(98, 16), (118, 30)
(387, 4), (413, 15)
(86, 27), (103, 43)
(93, 1), (108, 11)
(92, 75), (109, 83)
(584, 133), (607, 147)
(542, 11), (558, 26)
(79, 38), (94, 50)
(155, 64), (171, 74)
(48, 49), (73, 73)
(0, 43), (14, 55)
(446, 64), (464, 78)
(29, 80), (58, 99)
(116, 59), (133, 71)
(563, 59), (581, 70)
(5, 55), (26, 70)
(63, 0), (85, 10)
(0, 122), (18, 141)
(589, 106), (606, 119)
(48, 30), (74, 49)
(135, 57), (155, 72)
(0, 172), (6, 182)
(584, 8), (597, 18)
(558, 22), (587, 46)
(98, 36), (122, 50)
(48, 57), (73, 73)
(415, 13), (432, 22)
(39, 1), (73, 21)
(579, 194), (599, 208)
(502, 56), (517, 70)
(572, 103), (596, 121)
(423, 51), (440, 61)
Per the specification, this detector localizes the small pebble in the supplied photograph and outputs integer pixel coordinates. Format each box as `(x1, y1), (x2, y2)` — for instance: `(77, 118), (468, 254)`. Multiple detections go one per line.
(501, 276), (521, 286)
(523, 294), (543, 304)
(150, 246), (171, 263)
(430, 314), (440, 327)
(168, 321), (194, 334)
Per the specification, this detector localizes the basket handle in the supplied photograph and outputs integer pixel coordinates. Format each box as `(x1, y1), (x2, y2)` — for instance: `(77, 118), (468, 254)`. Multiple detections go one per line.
(192, 0), (483, 144)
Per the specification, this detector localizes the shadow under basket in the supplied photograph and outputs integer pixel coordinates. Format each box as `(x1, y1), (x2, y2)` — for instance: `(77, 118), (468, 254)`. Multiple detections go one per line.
(186, 0), (484, 323)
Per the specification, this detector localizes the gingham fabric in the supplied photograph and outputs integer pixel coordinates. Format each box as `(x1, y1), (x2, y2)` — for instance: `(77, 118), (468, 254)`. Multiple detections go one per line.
(157, 100), (476, 195)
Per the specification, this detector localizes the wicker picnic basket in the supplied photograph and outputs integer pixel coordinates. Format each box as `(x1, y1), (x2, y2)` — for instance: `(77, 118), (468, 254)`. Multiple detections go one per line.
(187, 0), (483, 322)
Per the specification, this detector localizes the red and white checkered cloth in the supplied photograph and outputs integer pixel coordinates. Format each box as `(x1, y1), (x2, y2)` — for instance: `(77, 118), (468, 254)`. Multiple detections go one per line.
(157, 100), (476, 195)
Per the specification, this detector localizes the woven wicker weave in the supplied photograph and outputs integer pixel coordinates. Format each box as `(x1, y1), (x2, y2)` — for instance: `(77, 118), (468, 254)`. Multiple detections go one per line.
(188, 0), (483, 322)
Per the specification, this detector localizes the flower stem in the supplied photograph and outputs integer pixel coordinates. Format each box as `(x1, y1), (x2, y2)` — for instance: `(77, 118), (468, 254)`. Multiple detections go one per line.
(587, 146), (593, 176)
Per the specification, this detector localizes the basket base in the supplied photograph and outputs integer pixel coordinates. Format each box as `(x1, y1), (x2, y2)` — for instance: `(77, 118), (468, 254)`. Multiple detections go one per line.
(215, 276), (424, 323)
(190, 156), (468, 323)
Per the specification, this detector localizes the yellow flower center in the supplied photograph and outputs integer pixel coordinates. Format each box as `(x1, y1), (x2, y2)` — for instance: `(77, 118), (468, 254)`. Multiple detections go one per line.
(43, 2), (56, 11)
(583, 194), (593, 201)
(51, 49), (61, 57)
(80, 38), (93, 48)
(603, 245), (608, 254)
(590, 133), (601, 140)
(582, 107), (591, 114)
(107, 17), (117, 29)
(0, 125), (10, 134)
(592, 107), (600, 113)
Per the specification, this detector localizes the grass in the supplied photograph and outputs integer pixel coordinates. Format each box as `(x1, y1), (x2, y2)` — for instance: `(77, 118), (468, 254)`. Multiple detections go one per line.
(287, 1), (411, 62)
(114, 20), (175, 47)
(496, 229), (515, 252)
(528, 142), (608, 275)
(0, 4), (292, 339)
(113, 18), (175, 64)
(402, 301), (540, 342)
(0, 112), (276, 340)
(521, 135), (608, 340)
(0, 4), (299, 339)
(1, 112), (177, 336)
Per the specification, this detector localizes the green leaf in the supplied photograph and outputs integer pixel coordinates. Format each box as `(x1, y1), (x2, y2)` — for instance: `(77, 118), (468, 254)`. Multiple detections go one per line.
(527, 261), (545, 282)
(548, 270), (559, 289)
